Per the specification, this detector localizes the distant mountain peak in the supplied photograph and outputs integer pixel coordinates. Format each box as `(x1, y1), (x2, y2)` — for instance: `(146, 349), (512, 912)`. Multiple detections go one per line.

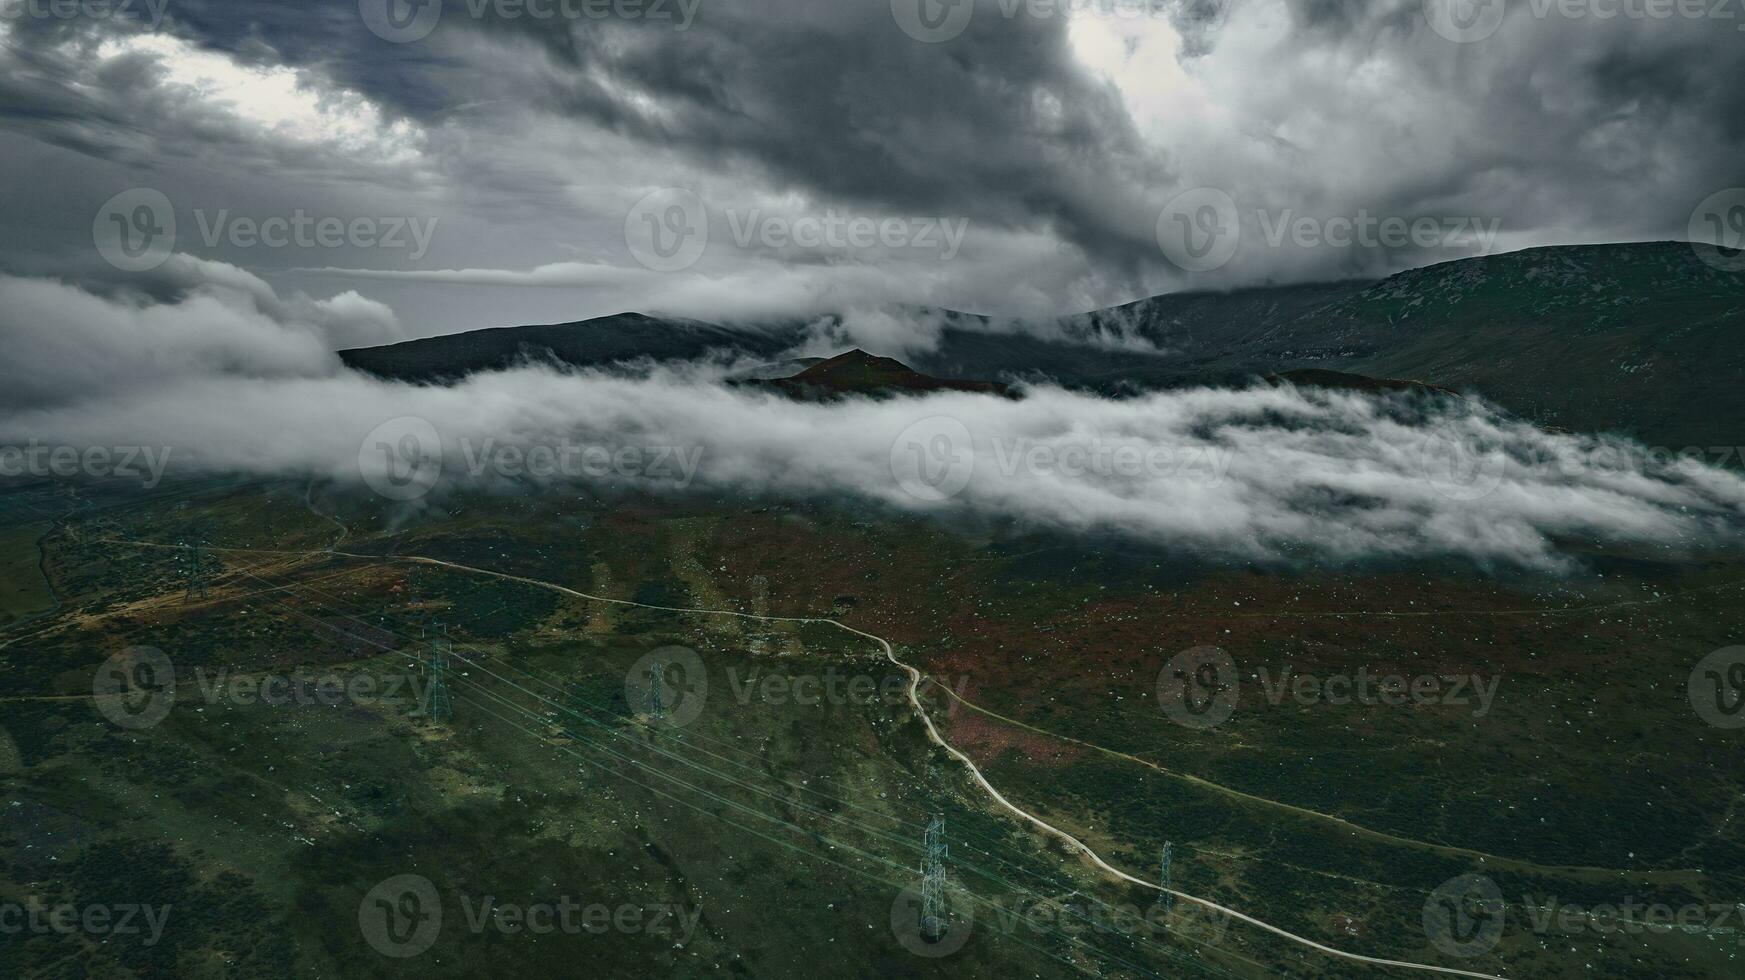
(764, 348), (1010, 400)
(792, 348), (915, 378)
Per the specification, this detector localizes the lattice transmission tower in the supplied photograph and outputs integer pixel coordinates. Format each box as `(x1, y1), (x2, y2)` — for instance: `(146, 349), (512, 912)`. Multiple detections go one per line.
(645, 660), (668, 720)
(179, 532), (210, 603)
(423, 624), (453, 725)
(1160, 842), (1174, 913)
(920, 814), (949, 944)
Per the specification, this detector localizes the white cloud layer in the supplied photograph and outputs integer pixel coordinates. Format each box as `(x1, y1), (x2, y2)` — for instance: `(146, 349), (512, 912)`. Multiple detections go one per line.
(2, 275), (1739, 571)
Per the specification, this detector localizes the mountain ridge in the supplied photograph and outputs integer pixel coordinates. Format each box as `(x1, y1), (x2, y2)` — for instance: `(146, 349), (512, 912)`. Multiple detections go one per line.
(337, 241), (1745, 447)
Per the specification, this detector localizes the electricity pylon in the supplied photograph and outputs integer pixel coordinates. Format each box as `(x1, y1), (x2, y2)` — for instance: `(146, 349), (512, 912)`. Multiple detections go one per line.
(423, 625), (453, 725)
(646, 660), (668, 720)
(180, 533), (210, 603)
(920, 814), (948, 943)
(1160, 842), (1174, 913)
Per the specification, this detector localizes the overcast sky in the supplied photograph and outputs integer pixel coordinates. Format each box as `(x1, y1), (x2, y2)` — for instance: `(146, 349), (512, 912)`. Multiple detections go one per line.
(4, 1), (1745, 566)
(2, 0), (1742, 342)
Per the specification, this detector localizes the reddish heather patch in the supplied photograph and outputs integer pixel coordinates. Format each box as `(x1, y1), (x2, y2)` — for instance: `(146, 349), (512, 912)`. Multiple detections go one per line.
(945, 706), (1083, 768)
(939, 680), (1083, 768)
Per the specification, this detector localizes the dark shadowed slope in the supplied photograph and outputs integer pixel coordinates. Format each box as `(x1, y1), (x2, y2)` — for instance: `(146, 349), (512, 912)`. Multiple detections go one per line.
(337, 312), (800, 382)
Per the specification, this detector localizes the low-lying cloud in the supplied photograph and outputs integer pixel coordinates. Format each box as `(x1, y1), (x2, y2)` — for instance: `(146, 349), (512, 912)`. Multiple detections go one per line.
(3, 275), (1741, 570)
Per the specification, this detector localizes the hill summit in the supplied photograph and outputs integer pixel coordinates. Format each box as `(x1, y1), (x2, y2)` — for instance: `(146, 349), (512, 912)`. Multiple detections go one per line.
(761, 349), (1011, 400)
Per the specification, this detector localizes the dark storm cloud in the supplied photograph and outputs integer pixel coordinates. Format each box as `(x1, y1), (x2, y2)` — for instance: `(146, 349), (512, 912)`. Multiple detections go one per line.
(1258, 0), (1745, 242)
(530, 0), (1161, 264)
(128, 0), (1167, 269)
(2, 0), (1744, 331)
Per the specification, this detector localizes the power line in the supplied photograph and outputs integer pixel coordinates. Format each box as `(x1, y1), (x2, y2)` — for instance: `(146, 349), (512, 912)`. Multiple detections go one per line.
(210, 554), (1252, 979)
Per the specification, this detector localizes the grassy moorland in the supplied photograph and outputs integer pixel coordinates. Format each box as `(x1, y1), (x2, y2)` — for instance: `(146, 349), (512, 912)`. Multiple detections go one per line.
(1, 479), (1741, 978)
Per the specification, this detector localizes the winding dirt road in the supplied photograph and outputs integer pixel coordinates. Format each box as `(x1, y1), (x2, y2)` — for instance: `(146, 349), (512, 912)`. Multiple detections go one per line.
(335, 548), (1513, 980)
(86, 534), (1512, 978)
